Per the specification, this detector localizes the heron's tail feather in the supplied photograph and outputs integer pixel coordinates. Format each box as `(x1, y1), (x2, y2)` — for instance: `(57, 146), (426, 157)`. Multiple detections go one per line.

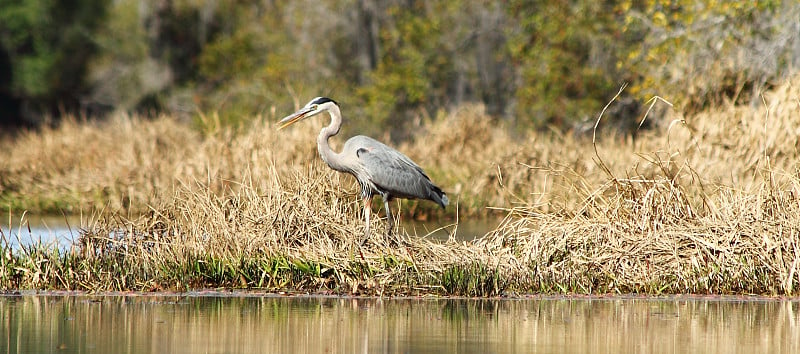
(430, 185), (448, 209)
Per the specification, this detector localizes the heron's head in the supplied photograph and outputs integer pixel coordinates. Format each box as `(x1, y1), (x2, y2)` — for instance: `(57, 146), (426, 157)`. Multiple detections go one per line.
(278, 97), (339, 130)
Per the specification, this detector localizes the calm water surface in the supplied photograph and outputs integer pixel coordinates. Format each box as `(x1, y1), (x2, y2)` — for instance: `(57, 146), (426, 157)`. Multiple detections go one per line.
(1, 215), (83, 250)
(1, 294), (798, 353)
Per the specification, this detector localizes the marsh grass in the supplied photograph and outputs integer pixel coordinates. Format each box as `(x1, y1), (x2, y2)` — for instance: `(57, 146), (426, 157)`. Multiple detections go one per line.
(475, 77), (800, 295)
(3, 77), (800, 295)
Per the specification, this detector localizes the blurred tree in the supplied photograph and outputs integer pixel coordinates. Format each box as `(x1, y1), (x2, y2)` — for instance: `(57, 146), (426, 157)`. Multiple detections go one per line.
(506, 0), (621, 128)
(0, 0), (110, 127)
(194, 0), (357, 127)
(2, 0), (798, 135)
(356, 0), (517, 139)
(619, 0), (792, 112)
(357, 0), (445, 137)
(86, 0), (225, 118)
(86, 0), (168, 115)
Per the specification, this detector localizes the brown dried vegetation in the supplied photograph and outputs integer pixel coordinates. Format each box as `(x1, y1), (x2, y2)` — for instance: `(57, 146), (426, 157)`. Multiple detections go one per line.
(3, 77), (800, 295)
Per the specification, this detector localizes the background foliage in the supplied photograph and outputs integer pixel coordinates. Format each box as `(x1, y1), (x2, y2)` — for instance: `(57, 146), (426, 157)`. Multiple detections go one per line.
(1, 0), (798, 135)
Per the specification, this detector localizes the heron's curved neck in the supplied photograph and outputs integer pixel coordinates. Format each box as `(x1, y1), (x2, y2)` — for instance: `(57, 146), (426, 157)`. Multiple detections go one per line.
(317, 105), (348, 172)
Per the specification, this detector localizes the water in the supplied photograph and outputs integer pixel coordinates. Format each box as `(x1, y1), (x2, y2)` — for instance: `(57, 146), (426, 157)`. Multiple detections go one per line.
(0, 214), (83, 250)
(1, 294), (798, 353)
(401, 217), (501, 241)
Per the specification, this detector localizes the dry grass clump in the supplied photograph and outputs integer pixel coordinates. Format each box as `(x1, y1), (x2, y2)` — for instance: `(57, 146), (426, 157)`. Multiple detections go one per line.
(478, 76), (800, 295)
(0, 115), (201, 213)
(2, 165), (505, 295)
(0, 111), (453, 219)
(407, 75), (800, 217)
(402, 105), (597, 214)
(481, 178), (800, 295)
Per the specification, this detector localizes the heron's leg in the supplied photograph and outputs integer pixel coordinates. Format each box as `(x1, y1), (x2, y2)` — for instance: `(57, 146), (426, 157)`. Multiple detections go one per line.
(383, 197), (394, 236)
(361, 196), (372, 246)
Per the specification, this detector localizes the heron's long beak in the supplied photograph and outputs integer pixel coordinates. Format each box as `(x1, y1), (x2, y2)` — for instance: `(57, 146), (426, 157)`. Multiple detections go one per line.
(277, 107), (315, 130)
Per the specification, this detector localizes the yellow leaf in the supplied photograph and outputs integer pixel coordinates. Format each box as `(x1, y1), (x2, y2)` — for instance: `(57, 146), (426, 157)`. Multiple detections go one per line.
(653, 11), (667, 27)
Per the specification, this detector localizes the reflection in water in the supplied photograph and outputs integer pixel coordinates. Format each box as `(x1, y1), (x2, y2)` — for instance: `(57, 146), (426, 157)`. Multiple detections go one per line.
(1, 295), (798, 353)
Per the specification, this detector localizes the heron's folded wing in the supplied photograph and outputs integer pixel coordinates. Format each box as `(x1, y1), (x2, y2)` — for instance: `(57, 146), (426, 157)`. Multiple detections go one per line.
(357, 144), (434, 200)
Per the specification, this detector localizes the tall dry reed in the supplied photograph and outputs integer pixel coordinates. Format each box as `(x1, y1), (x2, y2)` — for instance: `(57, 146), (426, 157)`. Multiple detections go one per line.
(478, 76), (800, 295)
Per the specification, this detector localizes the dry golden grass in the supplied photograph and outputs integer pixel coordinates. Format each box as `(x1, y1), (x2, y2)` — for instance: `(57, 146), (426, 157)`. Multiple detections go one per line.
(66, 165), (495, 293)
(476, 77), (800, 295)
(3, 76), (800, 295)
(0, 115), (201, 212)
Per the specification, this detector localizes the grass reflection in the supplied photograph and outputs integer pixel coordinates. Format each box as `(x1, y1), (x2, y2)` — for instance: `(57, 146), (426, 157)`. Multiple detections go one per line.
(1, 295), (799, 353)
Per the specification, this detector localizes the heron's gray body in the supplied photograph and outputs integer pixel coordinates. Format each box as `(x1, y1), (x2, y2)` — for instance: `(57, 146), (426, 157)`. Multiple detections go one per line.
(334, 135), (448, 207)
(280, 96), (448, 242)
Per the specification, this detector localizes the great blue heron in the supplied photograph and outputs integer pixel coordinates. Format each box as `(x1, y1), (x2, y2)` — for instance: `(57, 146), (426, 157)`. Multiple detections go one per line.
(278, 96), (448, 243)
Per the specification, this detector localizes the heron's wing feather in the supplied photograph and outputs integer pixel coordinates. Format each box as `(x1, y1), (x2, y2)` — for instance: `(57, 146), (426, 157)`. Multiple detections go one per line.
(348, 136), (434, 200)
